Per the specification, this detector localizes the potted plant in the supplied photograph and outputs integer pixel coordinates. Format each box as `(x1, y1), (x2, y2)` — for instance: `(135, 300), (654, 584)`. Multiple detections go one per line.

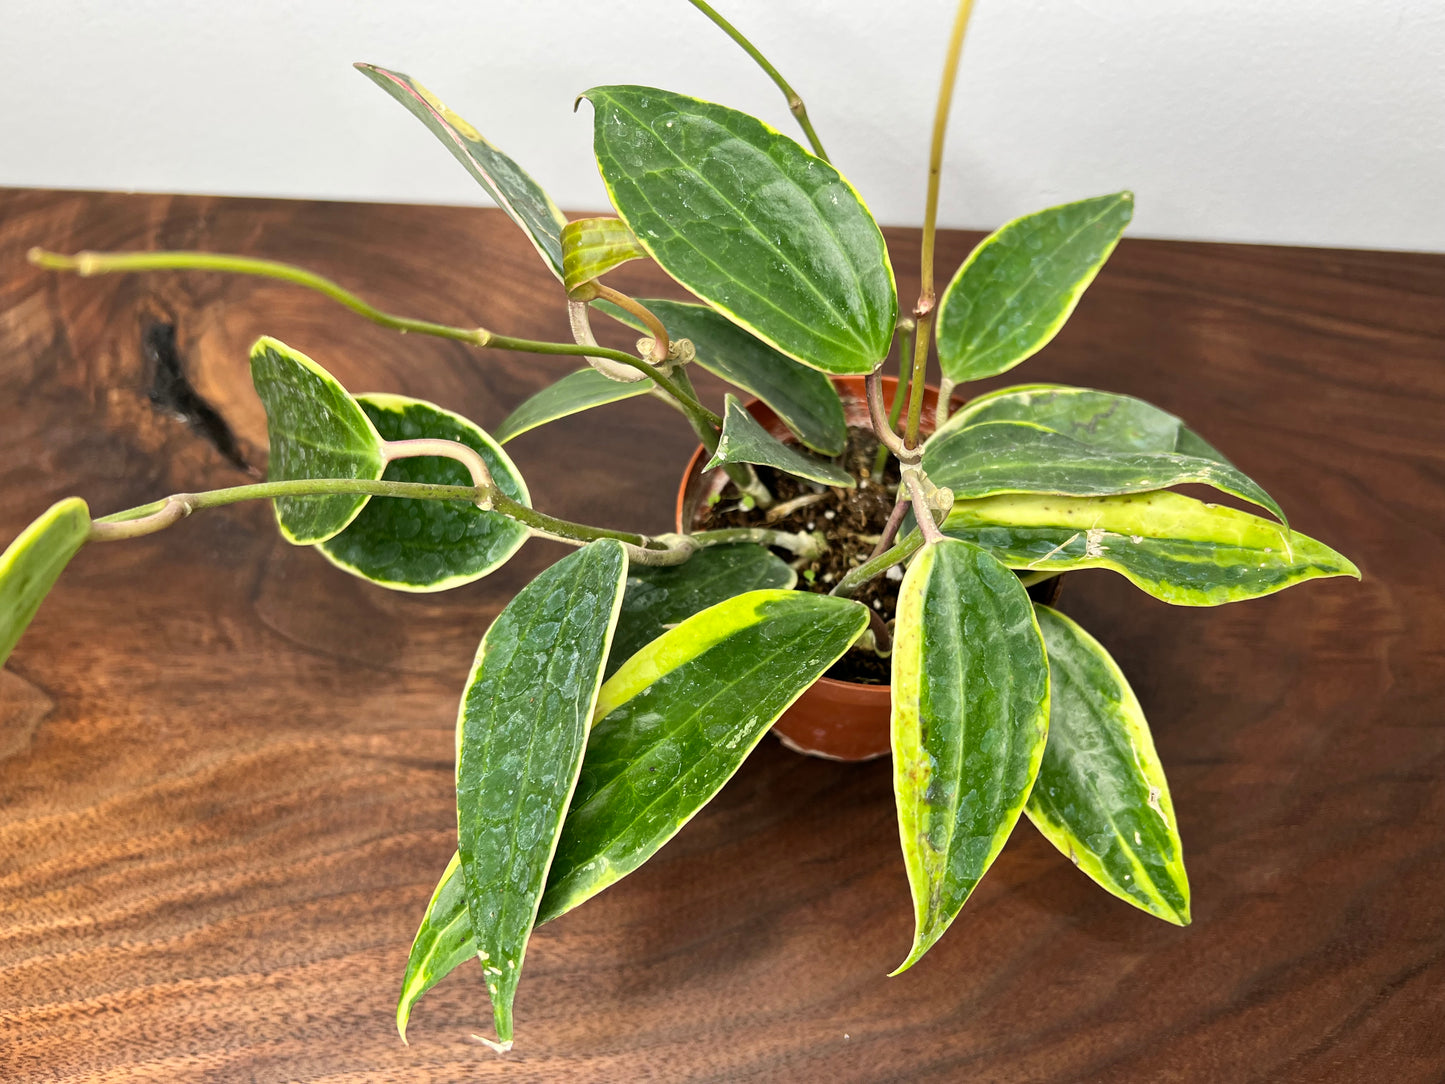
(1, 0), (1357, 1053)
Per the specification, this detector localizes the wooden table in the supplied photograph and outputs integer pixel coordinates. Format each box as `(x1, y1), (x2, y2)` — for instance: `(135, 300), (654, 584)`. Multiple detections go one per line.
(1, 189), (1441, 1082)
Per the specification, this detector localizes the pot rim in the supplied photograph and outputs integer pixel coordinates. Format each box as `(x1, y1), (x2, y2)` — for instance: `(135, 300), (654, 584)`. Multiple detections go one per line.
(806, 672), (892, 701)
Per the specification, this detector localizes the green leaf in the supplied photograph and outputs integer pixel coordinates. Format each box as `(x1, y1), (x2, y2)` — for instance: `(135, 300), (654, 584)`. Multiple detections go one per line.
(922, 388), (1284, 523)
(706, 394), (854, 488)
(495, 368), (653, 445)
(539, 588), (869, 922)
(1028, 605), (1190, 925)
(605, 543), (796, 677)
(946, 382), (1225, 442)
(397, 589), (868, 1019)
(582, 85), (897, 375)
(249, 337), (385, 545)
(891, 539), (1050, 972)
(316, 395), (529, 591)
(455, 539), (628, 1046)
(935, 192), (1133, 383)
(942, 491), (1356, 606)
(356, 64), (569, 280)
(596, 298), (847, 454)
(934, 383), (1284, 523)
(0, 498), (90, 669)
(396, 852), (474, 1043)
(561, 217), (649, 295)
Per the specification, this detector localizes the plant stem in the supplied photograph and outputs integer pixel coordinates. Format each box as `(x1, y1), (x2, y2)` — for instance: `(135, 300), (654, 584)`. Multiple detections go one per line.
(500, 334), (722, 435)
(871, 319), (917, 478)
(870, 491), (911, 559)
(29, 246), (723, 432)
(383, 438), (494, 498)
(90, 478), (483, 541)
(382, 434), (673, 557)
(903, 0), (978, 449)
(590, 283), (670, 362)
(763, 491), (824, 522)
(28, 248), (487, 344)
(902, 327), (932, 453)
(864, 608), (893, 657)
(904, 469), (946, 544)
(830, 528), (924, 599)
(560, 299), (725, 440)
(490, 492), (652, 548)
(684, 0), (829, 161)
(935, 376), (958, 431)
(567, 296), (650, 385)
(865, 370), (914, 464)
(691, 527), (826, 560)
(88, 475), (818, 566)
(87, 477), (661, 553)
(669, 364), (706, 422)
(889, 321), (916, 433)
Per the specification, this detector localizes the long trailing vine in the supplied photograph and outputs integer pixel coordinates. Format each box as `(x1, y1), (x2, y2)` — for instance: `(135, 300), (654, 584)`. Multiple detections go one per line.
(27, 247), (723, 435)
(86, 472), (818, 567)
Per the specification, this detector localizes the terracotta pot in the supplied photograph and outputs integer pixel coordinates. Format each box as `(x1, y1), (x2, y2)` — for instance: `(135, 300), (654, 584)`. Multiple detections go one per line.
(675, 376), (959, 762)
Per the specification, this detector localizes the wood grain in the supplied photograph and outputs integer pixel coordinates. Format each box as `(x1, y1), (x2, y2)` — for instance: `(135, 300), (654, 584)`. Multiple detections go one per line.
(1, 188), (1441, 1082)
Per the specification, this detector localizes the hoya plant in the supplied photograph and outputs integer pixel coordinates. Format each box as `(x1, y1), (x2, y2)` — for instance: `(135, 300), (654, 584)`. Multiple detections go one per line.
(4, 0), (1356, 1052)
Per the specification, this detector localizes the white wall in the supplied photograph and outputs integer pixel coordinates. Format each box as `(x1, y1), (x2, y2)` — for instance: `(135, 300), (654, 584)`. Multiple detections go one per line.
(4, 0), (1442, 252)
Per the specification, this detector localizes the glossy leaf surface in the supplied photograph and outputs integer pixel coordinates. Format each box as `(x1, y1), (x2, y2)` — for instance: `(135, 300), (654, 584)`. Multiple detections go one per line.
(396, 852), (473, 1042)
(249, 337), (385, 545)
(317, 395), (529, 591)
(357, 64), (569, 279)
(923, 397), (1283, 522)
(455, 539), (628, 1045)
(937, 383), (1283, 523)
(935, 193), (1133, 382)
(706, 395), (853, 487)
(598, 297), (847, 454)
(891, 539), (1050, 972)
(539, 589), (869, 921)
(1028, 606), (1190, 924)
(0, 498), (89, 669)
(942, 491), (1357, 606)
(495, 368), (653, 445)
(561, 217), (648, 295)
(400, 589), (868, 1011)
(605, 542), (796, 677)
(583, 85), (896, 375)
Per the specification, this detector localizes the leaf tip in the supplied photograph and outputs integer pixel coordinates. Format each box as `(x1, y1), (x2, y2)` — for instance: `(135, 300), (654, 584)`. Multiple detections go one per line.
(395, 980), (419, 1045)
(56, 495), (91, 520)
(1166, 874), (1192, 927)
(1142, 864), (1191, 926)
(889, 924), (945, 977)
(1152, 894), (1191, 927)
(887, 947), (924, 978)
(248, 334), (285, 360)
